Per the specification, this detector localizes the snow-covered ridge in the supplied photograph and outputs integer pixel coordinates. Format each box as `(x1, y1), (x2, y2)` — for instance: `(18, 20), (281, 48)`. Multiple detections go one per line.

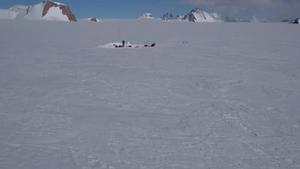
(183, 8), (221, 22)
(0, 0), (76, 22)
(161, 12), (175, 21)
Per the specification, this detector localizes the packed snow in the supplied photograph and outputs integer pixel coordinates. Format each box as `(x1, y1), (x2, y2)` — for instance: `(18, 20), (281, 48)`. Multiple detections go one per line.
(0, 20), (300, 169)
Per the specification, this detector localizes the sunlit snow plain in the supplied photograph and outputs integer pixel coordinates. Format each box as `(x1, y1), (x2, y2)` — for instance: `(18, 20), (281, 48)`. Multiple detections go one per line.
(0, 20), (300, 169)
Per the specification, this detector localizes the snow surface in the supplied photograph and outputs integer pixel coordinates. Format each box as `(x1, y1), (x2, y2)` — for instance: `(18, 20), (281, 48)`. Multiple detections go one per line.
(0, 20), (300, 169)
(0, 10), (17, 19)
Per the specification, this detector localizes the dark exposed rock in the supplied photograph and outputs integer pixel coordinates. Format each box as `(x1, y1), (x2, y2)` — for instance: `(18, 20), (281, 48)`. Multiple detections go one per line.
(293, 18), (300, 24)
(42, 0), (76, 22)
(162, 12), (175, 20)
(88, 17), (100, 22)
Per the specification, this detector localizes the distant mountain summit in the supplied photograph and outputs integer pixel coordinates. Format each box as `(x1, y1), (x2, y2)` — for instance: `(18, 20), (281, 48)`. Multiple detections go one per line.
(41, 0), (76, 21)
(0, 0), (76, 22)
(86, 17), (101, 22)
(183, 8), (221, 22)
(161, 12), (175, 21)
(140, 13), (154, 19)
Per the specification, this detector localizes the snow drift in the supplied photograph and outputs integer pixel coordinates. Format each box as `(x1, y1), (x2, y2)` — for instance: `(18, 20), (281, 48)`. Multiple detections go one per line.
(0, 0), (76, 22)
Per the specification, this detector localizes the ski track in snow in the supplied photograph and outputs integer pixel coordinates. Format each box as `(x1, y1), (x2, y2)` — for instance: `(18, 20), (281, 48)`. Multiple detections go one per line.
(0, 20), (300, 169)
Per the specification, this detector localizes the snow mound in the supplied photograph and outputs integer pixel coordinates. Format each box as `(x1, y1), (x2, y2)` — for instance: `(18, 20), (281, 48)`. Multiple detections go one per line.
(0, 0), (76, 22)
(183, 8), (221, 22)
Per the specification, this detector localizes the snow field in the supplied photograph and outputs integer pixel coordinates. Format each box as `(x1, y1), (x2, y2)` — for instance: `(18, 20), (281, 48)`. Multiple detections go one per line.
(0, 20), (300, 169)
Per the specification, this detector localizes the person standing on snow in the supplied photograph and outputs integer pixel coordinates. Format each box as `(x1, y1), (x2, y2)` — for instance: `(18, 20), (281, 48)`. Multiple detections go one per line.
(122, 40), (125, 47)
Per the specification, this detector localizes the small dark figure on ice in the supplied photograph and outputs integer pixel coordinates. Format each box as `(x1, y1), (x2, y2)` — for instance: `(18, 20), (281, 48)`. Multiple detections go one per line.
(122, 40), (125, 47)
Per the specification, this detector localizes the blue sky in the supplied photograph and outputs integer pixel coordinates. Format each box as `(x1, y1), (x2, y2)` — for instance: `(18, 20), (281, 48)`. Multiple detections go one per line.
(0, 0), (193, 18)
(1, 0), (300, 20)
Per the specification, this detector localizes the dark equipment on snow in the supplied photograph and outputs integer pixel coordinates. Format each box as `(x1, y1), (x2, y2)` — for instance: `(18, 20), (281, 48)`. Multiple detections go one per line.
(112, 41), (156, 48)
(144, 43), (156, 47)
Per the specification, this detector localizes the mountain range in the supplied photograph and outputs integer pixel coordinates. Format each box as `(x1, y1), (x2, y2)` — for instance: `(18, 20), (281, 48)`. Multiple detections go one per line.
(161, 9), (222, 22)
(0, 1), (299, 23)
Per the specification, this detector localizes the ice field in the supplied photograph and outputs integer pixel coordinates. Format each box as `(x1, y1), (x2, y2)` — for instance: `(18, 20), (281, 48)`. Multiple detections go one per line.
(0, 20), (300, 169)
